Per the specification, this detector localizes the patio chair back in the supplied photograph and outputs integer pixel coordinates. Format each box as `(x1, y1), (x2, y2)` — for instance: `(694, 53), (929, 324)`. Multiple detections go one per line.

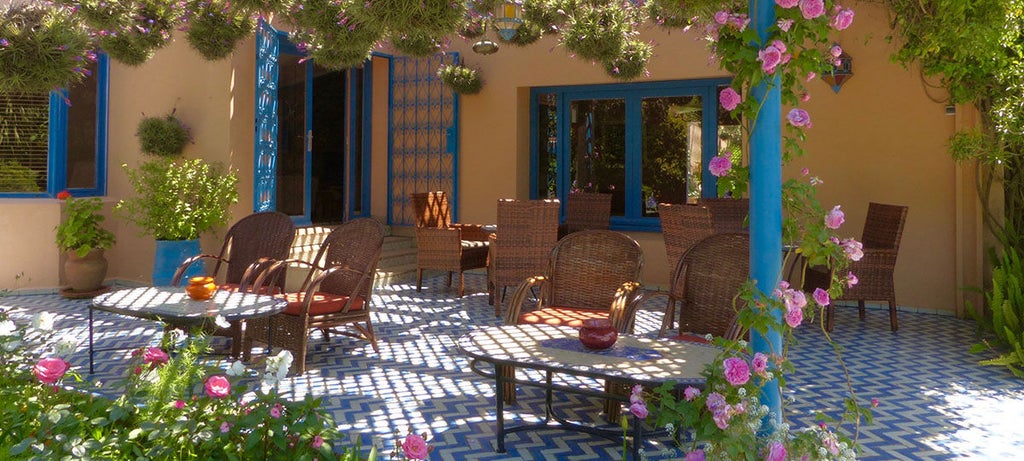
(698, 197), (749, 233)
(838, 202), (909, 331)
(411, 191), (452, 228)
(860, 202), (909, 251)
(564, 192), (612, 235)
(658, 202), (714, 274)
(670, 232), (749, 340)
(490, 198), (560, 316)
(309, 218), (386, 303)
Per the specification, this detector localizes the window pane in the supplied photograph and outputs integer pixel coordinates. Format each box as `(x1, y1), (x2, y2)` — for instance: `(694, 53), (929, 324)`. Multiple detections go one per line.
(351, 67), (365, 216)
(536, 93), (557, 199)
(67, 63), (99, 189)
(0, 93), (49, 192)
(642, 95), (701, 216)
(569, 98), (625, 215)
(276, 54), (306, 216)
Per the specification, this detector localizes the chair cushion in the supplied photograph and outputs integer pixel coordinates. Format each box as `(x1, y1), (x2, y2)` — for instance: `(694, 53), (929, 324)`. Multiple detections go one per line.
(518, 306), (609, 329)
(282, 292), (365, 316)
(219, 283), (282, 296)
(668, 333), (711, 344)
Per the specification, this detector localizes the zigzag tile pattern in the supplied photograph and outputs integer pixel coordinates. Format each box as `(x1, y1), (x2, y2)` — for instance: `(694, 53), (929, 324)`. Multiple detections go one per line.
(2, 275), (1023, 460)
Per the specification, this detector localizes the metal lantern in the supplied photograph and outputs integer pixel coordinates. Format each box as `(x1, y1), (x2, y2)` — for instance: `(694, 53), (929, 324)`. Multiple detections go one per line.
(472, 40), (499, 55)
(494, 1), (523, 41)
(821, 47), (853, 93)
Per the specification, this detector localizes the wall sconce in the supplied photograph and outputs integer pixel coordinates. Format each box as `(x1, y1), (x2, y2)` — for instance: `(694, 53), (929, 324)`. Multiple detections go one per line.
(472, 40), (499, 55)
(821, 45), (853, 93)
(493, 1), (523, 41)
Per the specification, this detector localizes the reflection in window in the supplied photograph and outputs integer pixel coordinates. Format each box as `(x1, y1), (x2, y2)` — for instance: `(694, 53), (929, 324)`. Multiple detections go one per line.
(569, 99), (625, 216)
(642, 95), (701, 216)
(536, 93), (558, 199)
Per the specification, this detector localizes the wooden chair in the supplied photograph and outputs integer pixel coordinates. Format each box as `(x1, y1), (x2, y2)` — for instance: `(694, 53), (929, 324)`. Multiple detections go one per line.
(807, 202), (909, 331)
(657, 203), (715, 333)
(502, 230), (644, 415)
(559, 191), (612, 238)
(411, 191), (489, 297)
(170, 211), (295, 356)
(647, 232), (750, 340)
(488, 198), (560, 317)
(244, 218), (385, 373)
(699, 197), (749, 233)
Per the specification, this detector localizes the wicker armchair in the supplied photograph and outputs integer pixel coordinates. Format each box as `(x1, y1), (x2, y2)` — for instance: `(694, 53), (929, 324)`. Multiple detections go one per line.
(170, 211), (295, 356)
(488, 199), (560, 317)
(657, 203), (715, 333)
(412, 191), (489, 297)
(502, 230), (644, 414)
(244, 218), (385, 373)
(559, 191), (612, 238)
(806, 202), (908, 331)
(645, 232), (749, 340)
(699, 197), (749, 233)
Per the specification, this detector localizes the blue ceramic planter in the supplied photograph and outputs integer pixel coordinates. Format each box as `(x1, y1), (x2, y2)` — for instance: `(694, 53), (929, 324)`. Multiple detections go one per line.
(153, 239), (203, 286)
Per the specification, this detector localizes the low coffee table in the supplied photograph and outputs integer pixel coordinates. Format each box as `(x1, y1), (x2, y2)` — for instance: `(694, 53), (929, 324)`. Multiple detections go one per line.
(459, 324), (720, 459)
(89, 286), (288, 373)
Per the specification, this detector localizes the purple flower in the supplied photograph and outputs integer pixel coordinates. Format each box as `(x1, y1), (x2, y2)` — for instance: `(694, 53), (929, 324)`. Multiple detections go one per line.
(684, 386), (701, 401)
(220, 421), (231, 433)
(709, 155), (732, 177)
(776, 0), (799, 7)
(831, 44), (844, 58)
(723, 357), (751, 386)
(312, 434), (324, 448)
(706, 392), (726, 411)
(824, 205), (845, 229)
(846, 272), (859, 287)
(0, 38), (9, 47)
(629, 401), (649, 419)
(758, 45), (783, 74)
(799, 0), (825, 19)
(713, 406), (732, 429)
(765, 441), (787, 461)
(720, 87), (741, 111)
(813, 288), (831, 306)
(832, 7), (855, 30)
(269, 403), (283, 418)
(683, 449), (706, 461)
(787, 108), (811, 127)
(752, 352), (769, 375)
(630, 384), (644, 404)
(785, 305), (804, 328)
(842, 238), (864, 261)
(714, 10), (729, 25)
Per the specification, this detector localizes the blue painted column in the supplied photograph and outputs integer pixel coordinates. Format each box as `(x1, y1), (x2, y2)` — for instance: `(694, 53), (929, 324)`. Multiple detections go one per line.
(749, 0), (783, 428)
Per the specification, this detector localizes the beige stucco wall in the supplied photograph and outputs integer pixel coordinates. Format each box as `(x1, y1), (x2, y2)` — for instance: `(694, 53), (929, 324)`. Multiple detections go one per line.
(0, 199), (63, 289)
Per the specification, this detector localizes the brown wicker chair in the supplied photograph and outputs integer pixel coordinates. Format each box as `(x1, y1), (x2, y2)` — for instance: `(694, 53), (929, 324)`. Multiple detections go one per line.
(559, 191), (612, 238)
(170, 211), (295, 356)
(244, 218), (385, 373)
(657, 203), (715, 333)
(699, 197), (749, 233)
(806, 202), (909, 332)
(488, 198), (560, 317)
(502, 229), (644, 415)
(411, 191), (489, 297)
(647, 232), (750, 340)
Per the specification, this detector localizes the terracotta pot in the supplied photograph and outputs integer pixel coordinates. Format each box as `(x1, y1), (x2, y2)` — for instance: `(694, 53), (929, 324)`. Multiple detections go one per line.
(186, 276), (217, 300)
(64, 249), (108, 293)
(579, 318), (617, 350)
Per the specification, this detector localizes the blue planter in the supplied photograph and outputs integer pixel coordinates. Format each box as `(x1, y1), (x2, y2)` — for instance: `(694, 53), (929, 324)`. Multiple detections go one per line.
(153, 239), (203, 286)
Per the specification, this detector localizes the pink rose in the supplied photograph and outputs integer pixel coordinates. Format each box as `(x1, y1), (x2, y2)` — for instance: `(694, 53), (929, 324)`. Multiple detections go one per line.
(770, 39), (787, 55)
(777, 18), (794, 31)
(312, 434), (324, 449)
(776, 0), (799, 8)
(174, 399), (185, 409)
(813, 287), (831, 306)
(766, 441), (787, 461)
(723, 357), (750, 386)
(683, 386), (701, 401)
(713, 406), (732, 429)
(824, 205), (845, 229)
(830, 44), (843, 58)
(33, 357), (70, 384)
(832, 7), (855, 30)
(758, 46), (783, 73)
(720, 87), (741, 111)
(846, 272), (859, 288)
(402, 434), (430, 460)
(706, 392), (726, 411)
(785, 305), (804, 328)
(684, 449), (706, 461)
(204, 375), (231, 399)
(842, 238), (864, 261)
(751, 352), (769, 375)
(714, 10), (729, 25)
(799, 0), (825, 19)
(629, 401), (649, 419)
(143, 347), (169, 366)
(629, 384), (644, 404)
(806, 71), (817, 82)
(801, 167), (810, 176)
(787, 108), (811, 127)
(709, 155), (732, 177)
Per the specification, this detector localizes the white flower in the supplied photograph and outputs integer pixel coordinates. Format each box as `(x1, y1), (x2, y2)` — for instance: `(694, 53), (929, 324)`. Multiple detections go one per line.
(738, 387), (747, 397)
(167, 329), (186, 344)
(31, 312), (55, 331)
(0, 320), (17, 336)
(52, 336), (80, 358)
(214, 315), (230, 329)
(226, 360), (247, 377)
(737, 339), (747, 348)
(261, 350), (294, 392)
(704, 333), (713, 341)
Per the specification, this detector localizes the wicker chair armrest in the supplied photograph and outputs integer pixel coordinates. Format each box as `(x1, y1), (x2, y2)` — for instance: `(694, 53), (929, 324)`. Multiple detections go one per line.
(238, 257), (285, 293)
(171, 254), (223, 286)
(253, 258), (321, 293)
(609, 281), (643, 334)
(503, 275), (549, 325)
(450, 223), (490, 242)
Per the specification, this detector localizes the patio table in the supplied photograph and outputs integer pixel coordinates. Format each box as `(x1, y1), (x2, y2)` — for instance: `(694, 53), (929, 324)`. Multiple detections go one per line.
(458, 324), (720, 459)
(88, 286), (288, 373)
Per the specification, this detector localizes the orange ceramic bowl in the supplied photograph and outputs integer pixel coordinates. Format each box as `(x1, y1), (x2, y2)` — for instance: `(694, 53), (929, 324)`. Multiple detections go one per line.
(186, 276), (217, 300)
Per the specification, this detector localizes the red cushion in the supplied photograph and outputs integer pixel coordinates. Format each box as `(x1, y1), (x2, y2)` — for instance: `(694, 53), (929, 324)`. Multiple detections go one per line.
(218, 283), (282, 296)
(518, 306), (609, 329)
(282, 292), (365, 316)
(668, 333), (711, 344)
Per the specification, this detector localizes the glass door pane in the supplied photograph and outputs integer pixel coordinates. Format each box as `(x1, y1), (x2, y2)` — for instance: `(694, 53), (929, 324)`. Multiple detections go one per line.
(642, 95), (702, 215)
(276, 53), (307, 217)
(536, 92), (558, 199)
(568, 98), (626, 215)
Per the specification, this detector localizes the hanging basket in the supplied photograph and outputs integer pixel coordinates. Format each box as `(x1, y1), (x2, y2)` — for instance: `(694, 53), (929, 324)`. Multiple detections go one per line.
(137, 112), (192, 157)
(94, 0), (176, 66)
(438, 64), (482, 95)
(183, 0), (254, 61)
(523, 0), (568, 32)
(561, 4), (630, 62)
(390, 32), (443, 57)
(352, 0), (465, 37)
(603, 39), (653, 81)
(0, 3), (93, 94)
(646, 0), (692, 29)
(496, 21), (543, 47)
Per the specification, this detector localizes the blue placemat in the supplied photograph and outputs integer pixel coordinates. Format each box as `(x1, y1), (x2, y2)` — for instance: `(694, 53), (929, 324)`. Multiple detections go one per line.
(539, 337), (663, 360)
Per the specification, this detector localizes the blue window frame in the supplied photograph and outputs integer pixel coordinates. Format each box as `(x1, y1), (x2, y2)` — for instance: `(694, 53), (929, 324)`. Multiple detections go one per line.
(0, 54), (109, 198)
(530, 78), (736, 231)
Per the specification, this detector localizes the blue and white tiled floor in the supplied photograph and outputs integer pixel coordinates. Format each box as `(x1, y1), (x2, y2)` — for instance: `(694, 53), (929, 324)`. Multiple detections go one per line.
(3, 274), (1023, 460)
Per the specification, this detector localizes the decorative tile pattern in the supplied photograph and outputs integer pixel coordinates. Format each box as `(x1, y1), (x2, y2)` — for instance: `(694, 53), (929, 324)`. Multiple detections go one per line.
(2, 276), (1022, 460)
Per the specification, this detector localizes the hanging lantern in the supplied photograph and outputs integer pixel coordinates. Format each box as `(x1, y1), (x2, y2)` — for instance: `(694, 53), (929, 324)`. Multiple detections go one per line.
(472, 39), (499, 55)
(494, 1), (523, 41)
(821, 45), (853, 93)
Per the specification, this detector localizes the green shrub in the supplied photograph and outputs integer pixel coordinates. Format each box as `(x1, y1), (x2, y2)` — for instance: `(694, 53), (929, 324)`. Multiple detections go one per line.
(970, 249), (1024, 377)
(0, 160), (41, 193)
(55, 195), (116, 257)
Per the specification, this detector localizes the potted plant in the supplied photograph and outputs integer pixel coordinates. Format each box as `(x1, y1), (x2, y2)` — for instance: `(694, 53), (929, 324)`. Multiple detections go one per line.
(116, 158), (239, 285)
(437, 63), (483, 95)
(55, 191), (116, 294)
